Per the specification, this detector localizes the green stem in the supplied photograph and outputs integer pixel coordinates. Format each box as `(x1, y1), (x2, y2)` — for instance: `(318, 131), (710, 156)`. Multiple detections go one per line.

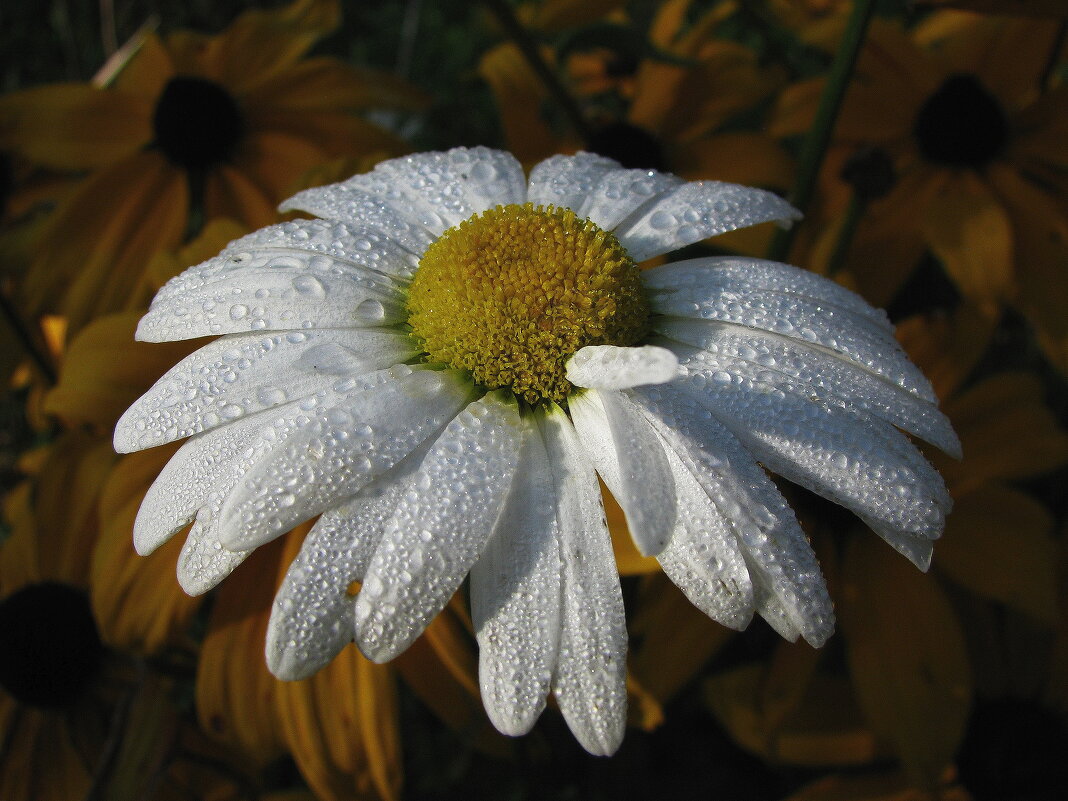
(768, 0), (877, 263)
(0, 287), (57, 385)
(482, 0), (595, 144)
(825, 194), (864, 278)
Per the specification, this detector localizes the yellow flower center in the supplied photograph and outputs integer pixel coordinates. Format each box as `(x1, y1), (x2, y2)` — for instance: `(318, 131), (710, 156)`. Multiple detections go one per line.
(407, 203), (649, 405)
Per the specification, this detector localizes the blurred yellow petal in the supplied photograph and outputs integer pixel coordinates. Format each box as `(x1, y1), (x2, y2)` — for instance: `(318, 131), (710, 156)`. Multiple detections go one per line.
(704, 665), (883, 766)
(21, 151), (188, 330)
(197, 537), (290, 763)
(522, 0), (627, 33)
(200, 0), (341, 93)
(110, 32), (175, 99)
(44, 311), (201, 430)
(604, 484), (660, 574)
(895, 305), (995, 401)
(841, 536), (972, 787)
(478, 42), (561, 167)
(92, 446), (202, 653)
(920, 173), (1015, 309)
(935, 372), (1068, 491)
(936, 486), (1058, 622)
(204, 164), (279, 230)
(355, 655), (403, 801)
(0, 84), (151, 170)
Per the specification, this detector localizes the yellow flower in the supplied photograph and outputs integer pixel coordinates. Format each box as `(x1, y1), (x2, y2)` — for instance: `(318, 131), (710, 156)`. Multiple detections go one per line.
(774, 13), (1068, 368)
(0, 0), (423, 333)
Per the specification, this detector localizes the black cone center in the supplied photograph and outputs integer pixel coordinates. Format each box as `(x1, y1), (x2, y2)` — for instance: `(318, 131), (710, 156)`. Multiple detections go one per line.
(152, 76), (244, 170)
(588, 122), (667, 171)
(0, 582), (103, 708)
(913, 74), (1008, 168)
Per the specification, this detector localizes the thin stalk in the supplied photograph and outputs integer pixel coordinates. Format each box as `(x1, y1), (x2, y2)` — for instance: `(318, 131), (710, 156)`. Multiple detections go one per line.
(482, 0), (594, 144)
(768, 0), (877, 263)
(825, 194), (864, 278)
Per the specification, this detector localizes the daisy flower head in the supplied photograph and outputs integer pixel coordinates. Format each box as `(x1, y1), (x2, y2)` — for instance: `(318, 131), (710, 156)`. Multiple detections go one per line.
(116, 147), (959, 755)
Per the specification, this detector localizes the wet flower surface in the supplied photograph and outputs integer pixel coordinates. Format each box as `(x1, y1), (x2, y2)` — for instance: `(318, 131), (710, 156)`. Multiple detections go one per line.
(116, 147), (958, 755)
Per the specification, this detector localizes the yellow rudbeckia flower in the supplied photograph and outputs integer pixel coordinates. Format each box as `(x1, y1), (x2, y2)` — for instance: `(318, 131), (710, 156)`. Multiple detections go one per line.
(0, 0), (423, 333)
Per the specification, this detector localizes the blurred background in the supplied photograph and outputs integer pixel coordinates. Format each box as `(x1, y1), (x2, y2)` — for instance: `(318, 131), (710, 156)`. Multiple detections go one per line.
(0, 1), (1066, 799)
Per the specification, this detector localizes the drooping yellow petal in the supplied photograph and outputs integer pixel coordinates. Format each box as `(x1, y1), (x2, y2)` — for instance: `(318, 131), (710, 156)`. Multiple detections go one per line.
(936, 485), (1058, 623)
(243, 58), (428, 112)
(0, 84), (151, 170)
(203, 164), (279, 230)
(894, 305), (995, 401)
(840, 536), (972, 788)
(110, 32), (176, 100)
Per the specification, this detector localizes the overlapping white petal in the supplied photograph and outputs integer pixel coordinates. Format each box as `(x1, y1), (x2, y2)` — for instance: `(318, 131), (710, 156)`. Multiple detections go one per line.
(119, 146), (955, 757)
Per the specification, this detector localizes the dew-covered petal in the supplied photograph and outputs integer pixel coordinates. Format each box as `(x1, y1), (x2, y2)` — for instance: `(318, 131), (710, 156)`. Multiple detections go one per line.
(569, 388), (676, 557)
(577, 168), (684, 233)
(632, 384), (835, 646)
(540, 404), (628, 756)
(668, 345), (951, 555)
(370, 147), (527, 232)
(355, 392), (525, 662)
(656, 318), (960, 456)
(136, 249), (408, 342)
(615, 182), (801, 262)
(176, 504), (253, 596)
(526, 152), (623, 211)
(654, 439), (755, 630)
(279, 184), (437, 255)
(220, 218), (422, 280)
(116, 328), (416, 453)
(219, 367), (473, 550)
(648, 262), (935, 404)
(132, 410), (271, 555)
(644, 256), (894, 333)
(566, 345), (679, 390)
(266, 440), (433, 680)
(470, 422), (563, 736)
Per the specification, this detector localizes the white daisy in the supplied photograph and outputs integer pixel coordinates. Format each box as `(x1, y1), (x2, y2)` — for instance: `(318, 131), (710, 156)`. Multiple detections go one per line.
(115, 147), (958, 755)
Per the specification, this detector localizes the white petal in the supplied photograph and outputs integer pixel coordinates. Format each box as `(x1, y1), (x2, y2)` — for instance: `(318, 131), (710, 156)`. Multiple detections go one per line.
(656, 318), (960, 456)
(614, 182), (801, 262)
(219, 366), (472, 550)
(116, 328), (415, 453)
(526, 152), (623, 210)
(221, 218), (421, 280)
(470, 421), (562, 736)
(132, 411), (268, 555)
(370, 147), (526, 232)
(569, 388), (676, 556)
(654, 439), (755, 630)
(669, 348), (951, 550)
(265, 441), (433, 680)
(136, 249), (407, 342)
(176, 504), (252, 596)
(566, 345), (679, 390)
(540, 405), (628, 757)
(648, 266), (935, 404)
(643, 256), (893, 332)
(355, 392), (525, 662)
(577, 168), (684, 232)
(279, 185), (437, 255)
(632, 385), (835, 647)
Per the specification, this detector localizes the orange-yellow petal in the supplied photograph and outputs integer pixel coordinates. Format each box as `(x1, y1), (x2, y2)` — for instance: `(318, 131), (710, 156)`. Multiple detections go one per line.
(0, 84), (151, 170)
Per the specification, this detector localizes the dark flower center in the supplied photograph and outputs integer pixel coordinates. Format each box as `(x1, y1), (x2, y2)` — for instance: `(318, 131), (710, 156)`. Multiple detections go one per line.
(152, 76), (244, 170)
(587, 122), (667, 171)
(0, 582), (103, 708)
(912, 73), (1008, 168)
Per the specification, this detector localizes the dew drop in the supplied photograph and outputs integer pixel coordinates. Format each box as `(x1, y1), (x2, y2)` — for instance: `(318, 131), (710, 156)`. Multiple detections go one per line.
(355, 298), (385, 322)
(293, 274), (327, 298)
(229, 304), (249, 320)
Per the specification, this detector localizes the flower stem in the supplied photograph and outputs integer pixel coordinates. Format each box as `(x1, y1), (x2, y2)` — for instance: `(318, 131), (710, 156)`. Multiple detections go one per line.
(0, 287), (56, 385)
(768, 0), (877, 263)
(481, 0), (595, 144)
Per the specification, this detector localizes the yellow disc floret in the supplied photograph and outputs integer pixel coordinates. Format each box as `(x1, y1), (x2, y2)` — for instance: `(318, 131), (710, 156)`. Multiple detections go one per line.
(407, 203), (650, 404)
